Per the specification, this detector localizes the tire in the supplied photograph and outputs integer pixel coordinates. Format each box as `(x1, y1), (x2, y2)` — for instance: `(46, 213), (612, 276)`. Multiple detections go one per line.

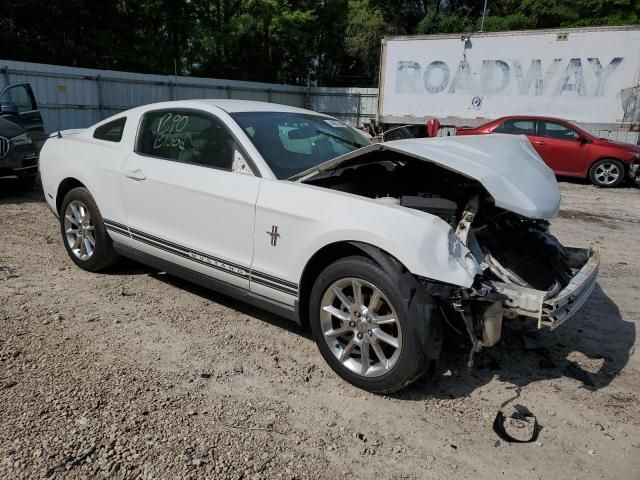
(384, 127), (412, 142)
(16, 175), (37, 191)
(59, 187), (119, 272)
(588, 159), (625, 187)
(309, 255), (434, 393)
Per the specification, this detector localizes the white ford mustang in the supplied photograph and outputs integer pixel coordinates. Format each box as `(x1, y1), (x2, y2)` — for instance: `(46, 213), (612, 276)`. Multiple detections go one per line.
(40, 100), (599, 393)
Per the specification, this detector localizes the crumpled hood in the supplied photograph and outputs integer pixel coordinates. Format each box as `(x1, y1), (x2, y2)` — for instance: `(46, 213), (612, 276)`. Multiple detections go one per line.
(292, 134), (560, 219)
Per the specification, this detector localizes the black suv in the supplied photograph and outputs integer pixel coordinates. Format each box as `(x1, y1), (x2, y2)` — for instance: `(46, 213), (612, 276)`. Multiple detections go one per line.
(0, 83), (44, 190)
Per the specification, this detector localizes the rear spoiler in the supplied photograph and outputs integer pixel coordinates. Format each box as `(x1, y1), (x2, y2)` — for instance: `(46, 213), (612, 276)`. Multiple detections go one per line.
(48, 129), (85, 138)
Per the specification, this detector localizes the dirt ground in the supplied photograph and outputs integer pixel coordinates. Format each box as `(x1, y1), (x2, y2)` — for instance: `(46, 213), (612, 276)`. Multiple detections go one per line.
(1, 178), (639, 480)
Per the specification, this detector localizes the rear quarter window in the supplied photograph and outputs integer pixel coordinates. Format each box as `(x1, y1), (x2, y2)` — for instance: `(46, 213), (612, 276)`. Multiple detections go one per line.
(93, 117), (127, 142)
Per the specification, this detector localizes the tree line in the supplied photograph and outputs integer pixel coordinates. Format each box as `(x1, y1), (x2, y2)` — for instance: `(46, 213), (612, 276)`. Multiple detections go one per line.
(1, 1), (638, 86)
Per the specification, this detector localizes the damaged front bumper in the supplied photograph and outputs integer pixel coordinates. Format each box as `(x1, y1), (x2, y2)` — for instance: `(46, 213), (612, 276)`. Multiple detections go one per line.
(490, 247), (599, 330)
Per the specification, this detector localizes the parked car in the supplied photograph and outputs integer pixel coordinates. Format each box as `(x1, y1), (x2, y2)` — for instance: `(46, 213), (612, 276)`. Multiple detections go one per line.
(456, 116), (640, 187)
(0, 116), (39, 190)
(39, 100), (599, 393)
(0, 82), (45, 190)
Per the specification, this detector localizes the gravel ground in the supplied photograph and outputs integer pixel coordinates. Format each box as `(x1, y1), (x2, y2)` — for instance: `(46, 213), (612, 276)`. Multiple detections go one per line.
(1, 178), (639, 479)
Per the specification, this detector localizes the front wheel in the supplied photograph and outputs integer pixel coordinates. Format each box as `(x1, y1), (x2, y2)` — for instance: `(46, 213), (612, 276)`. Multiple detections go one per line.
(589, 159), (625, 187)
(59, 187), (119, 271)
(309, 256), (432, 393)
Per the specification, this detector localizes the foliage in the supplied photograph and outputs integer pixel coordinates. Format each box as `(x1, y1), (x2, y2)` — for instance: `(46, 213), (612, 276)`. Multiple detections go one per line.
(0, 0), (638, 86)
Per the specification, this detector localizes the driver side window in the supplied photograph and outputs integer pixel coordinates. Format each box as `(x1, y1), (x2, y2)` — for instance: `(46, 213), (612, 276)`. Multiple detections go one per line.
(540, 121), (580, 141)
(136, 110), (236, 170)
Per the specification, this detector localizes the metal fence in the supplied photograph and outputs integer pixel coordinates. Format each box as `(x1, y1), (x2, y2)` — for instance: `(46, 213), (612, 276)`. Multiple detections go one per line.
(0, 59), (378, 133)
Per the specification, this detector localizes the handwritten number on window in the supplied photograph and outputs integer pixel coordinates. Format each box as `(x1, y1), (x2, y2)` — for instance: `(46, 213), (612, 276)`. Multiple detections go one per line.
(153, 113), (190, 150)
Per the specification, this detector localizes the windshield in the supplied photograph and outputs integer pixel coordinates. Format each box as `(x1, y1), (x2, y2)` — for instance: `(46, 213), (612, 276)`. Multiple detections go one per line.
(230, 111), (371, 179)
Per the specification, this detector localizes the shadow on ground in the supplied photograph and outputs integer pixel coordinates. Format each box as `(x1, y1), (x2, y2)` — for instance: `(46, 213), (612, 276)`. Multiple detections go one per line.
(105, 257), (633, 400)
(107, 258), (310, 339)
(398, 283), (634, 402)
(0, 177), (45, 205)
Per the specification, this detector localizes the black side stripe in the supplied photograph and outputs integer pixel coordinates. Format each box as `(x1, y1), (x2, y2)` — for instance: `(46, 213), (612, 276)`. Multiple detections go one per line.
(104, 219), (298, 295)
(129, 227), (249, 272)
(250, 277), (298, 296)
(250, 270), (298, 290)
(131, 233), (250, 281)
(104, 221), (130, 237)
(105, 225), (129, 236)
(129, 227), (298, 292)
(104, 219), (128, 231)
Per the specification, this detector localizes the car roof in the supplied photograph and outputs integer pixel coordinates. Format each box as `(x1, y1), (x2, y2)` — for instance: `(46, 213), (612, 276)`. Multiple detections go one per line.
(125, 99), (330, 117)
(493, 115), (575, 123)
(203, 99), (323, 114)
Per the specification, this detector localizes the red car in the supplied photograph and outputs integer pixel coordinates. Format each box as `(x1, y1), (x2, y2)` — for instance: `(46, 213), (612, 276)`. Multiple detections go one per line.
(457, 116), (640, 187)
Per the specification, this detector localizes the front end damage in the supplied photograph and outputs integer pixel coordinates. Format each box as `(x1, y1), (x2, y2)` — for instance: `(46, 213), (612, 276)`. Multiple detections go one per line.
(298, 135), (600, 361)
(446, 202), (599, 357)
(424, 200), (599, 365)
(490, 248), (599, 330)
(461, 196), (599, 328)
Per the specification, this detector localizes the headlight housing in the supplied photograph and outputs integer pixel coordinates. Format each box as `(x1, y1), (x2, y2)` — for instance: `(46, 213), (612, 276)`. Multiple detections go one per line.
(11, 132), (32, 146)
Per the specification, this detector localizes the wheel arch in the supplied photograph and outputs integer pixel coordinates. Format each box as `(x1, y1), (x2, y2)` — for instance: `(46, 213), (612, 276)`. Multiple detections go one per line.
(297, 240), (408, 328)
(299, 240), (444, 363)
(588, 156), (628, 172)
(56, 177), (87, 214)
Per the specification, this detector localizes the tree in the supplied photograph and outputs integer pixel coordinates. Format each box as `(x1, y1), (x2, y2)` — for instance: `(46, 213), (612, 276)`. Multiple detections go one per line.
(1, 0), (638, 86)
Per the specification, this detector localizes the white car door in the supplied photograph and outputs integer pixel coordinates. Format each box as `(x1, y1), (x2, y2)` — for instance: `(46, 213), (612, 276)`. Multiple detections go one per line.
(120, 108), (261, 289)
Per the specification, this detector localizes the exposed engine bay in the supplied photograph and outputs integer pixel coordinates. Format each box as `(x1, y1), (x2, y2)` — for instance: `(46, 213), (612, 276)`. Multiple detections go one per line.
(304, 152), (599, 361)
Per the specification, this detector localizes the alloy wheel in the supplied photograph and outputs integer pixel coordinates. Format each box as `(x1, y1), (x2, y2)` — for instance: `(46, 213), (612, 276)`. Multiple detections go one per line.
(64, 200), (96, 261)
(319, 277), (402, 377)
(594, 162), (621, 186)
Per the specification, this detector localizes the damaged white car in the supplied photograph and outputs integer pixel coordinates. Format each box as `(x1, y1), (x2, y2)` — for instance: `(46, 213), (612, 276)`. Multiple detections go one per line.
(39, 100), (599, 393)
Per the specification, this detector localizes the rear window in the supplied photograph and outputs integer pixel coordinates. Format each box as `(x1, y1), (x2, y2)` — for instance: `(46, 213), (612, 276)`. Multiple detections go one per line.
(93, 117), (126, 142)
(494, 119), (535, 136)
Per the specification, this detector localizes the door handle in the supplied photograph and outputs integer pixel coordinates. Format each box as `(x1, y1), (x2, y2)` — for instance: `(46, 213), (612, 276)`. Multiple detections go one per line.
(125, 169), (146, 181)
(535, 141), (545, 146)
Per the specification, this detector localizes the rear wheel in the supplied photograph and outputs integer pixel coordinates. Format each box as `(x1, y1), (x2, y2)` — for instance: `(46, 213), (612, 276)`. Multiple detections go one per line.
(589, 159), (625, 187)
(309, 256), (432, 393)
(60, 187), (119, 271)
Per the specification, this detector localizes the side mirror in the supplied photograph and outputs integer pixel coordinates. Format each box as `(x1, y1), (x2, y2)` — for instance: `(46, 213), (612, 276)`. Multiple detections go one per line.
(0, 103), (18, 115)
(577, 134), (589, 143)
